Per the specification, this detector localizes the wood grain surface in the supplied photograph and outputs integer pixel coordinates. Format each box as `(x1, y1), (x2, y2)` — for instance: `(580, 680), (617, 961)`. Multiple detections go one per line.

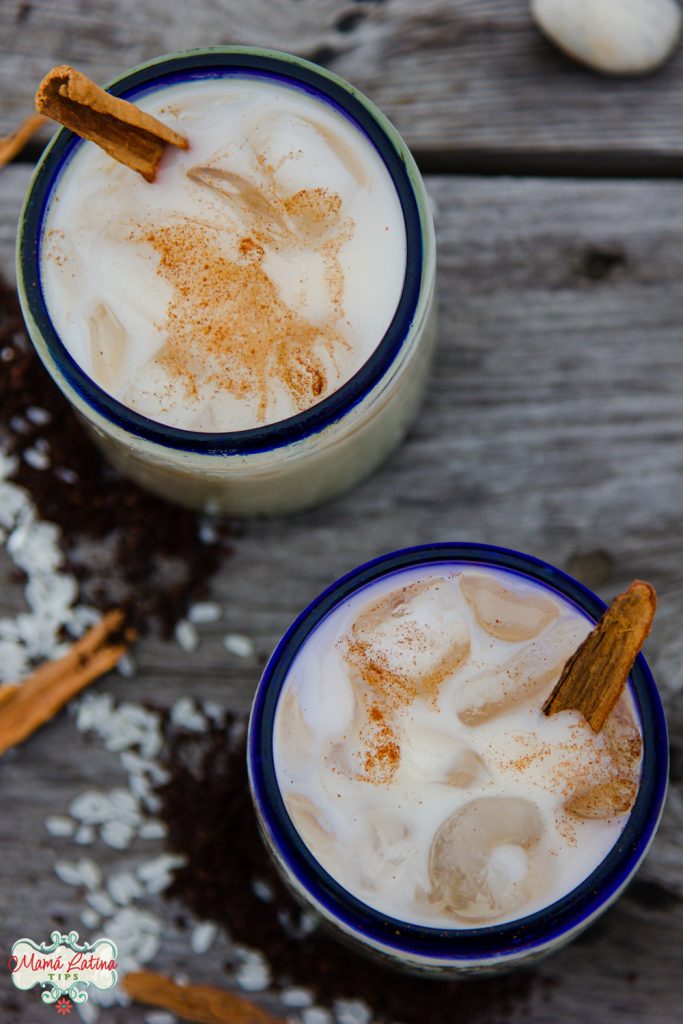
(4, 0), (683, 169)
(2, 2), (683, 1020)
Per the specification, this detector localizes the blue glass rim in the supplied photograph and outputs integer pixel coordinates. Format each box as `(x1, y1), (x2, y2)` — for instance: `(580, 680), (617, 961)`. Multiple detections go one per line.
(18, 48), (425, 457)
(248, 542), (669, 961)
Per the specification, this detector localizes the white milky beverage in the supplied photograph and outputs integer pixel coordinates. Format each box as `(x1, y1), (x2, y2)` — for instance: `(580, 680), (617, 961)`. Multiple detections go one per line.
(273, 564), (643, 928)
(41, 77), (407, 432)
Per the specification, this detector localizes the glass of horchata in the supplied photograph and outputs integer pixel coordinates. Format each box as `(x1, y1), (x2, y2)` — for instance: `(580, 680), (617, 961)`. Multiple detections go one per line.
(17, 48), (436, 516)
(248, 542), (667, 975)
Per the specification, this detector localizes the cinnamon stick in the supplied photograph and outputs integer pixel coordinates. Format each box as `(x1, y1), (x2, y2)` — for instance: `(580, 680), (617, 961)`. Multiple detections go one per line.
(35, 65), (188, 182)
(123, 970), (283, 1024)
(543, 580), (656, 732)
(0, 113), (48, 169)
(0, 610), (130, 756)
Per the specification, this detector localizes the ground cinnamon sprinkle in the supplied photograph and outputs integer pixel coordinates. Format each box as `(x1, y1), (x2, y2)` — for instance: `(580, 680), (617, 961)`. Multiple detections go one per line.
(360, 702), (401, 782)
(139, 167), (354, 423)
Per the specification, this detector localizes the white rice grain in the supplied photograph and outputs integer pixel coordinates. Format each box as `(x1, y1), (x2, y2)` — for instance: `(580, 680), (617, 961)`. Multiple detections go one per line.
(190, 921), (218, 955)
(138, 820), (167, 841)
(174, 619), (199, 652)
(101, 820), (136, 850)
(281, 988), (315, 1009)
(303, 1008), (333, 1024)
(334, 1000), (372, 1024)
(80, 907), (101, 930)
(26, 406), (52, 425)
(170, 696), (206, 733)
(188, 601), (222, 625)
(45, 815), (75, 838)
(223, 632), (255, 658)
(74, 825), (96, 846)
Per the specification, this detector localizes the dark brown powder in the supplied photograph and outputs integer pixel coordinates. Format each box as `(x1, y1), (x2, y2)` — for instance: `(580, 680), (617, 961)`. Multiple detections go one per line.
(0, 276), (232, 634)
(159, 716), (540, 1024)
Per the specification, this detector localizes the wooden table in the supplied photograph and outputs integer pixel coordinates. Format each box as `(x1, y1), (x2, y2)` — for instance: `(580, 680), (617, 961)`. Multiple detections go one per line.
(2, 2), (682, 1021)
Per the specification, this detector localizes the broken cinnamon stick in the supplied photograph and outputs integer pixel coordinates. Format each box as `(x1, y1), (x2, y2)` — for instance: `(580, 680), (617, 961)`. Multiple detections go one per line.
(0, 113), (48, 169)
(0, 609), (130, 756)
(35, 65), (188, 182)
(123, 970), (283, 1024)
(543, 580), (656, 732)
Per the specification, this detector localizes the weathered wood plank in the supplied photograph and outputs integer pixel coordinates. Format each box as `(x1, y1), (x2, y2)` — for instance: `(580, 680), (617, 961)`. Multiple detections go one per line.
(4, 1), (683, 163)
(1, 166), (683, 1021)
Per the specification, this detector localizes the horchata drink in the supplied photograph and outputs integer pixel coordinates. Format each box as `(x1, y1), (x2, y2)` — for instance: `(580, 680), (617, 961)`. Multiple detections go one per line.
(18, 49), (435, 515)
(248, 545), (668, 974)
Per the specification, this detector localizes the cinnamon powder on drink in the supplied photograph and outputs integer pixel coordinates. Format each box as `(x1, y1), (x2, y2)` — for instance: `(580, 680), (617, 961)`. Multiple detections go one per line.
(137, 168), (354, 424)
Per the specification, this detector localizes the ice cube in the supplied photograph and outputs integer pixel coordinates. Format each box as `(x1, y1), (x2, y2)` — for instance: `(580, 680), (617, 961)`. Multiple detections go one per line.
(249, 112), (364, 203)
(283, 188), (343, 244)
(322, 740), (355, 780)
(403, 724), (487, 787)
(187, 165), (288, 242)
(460, 573), (559, 642)
(284, 793), (336, 861)
(455, 617), (589, 725)
(353, 811), (414, 894)
(276, 689), (316, 777)
(428, 797), (545, 922)
(565, 777), (637, 819)
(343, 578), (470, 702)
(87, 302), (127, 390)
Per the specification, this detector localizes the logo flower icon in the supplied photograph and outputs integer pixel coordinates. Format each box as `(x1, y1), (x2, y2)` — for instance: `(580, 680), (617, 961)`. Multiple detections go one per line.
(55, 997), (72, 1016)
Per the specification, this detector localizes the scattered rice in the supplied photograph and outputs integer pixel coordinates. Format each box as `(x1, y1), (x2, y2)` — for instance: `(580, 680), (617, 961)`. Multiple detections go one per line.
(302, 1006), (333, 1024)
(334, 1000), (372, 1024)
(70, 790), (117, 825)
(117, 652), (137, 678)
(137, 854), (187, 895)
(26, 405), (52, 425)
(86, 890), (116, 917)
(202, 700), (225, 724)
(222, 632), (255, 658)
(54, 858), (101, 890)
(234, 948), (271, 992)
(188, 600), (222, 625)
(170, 696), (207, 733)
(281, 988), (315, 1009)
(198, 519), (218, 544)
(55, 465), (78, 485)
(138, 820), (167, 840)
(23, 446), (50, 470)
(190, 920), (218, 955)
(108, 870), (145, 907)
(10, 414), (29, 434)
(45, 814), (74, 838)
(80, 907), (101, 930)
(174, 618), (199, 652)
(74, 825), (96, 846)
(101, 820), (136, 851)
(252, 878), (275, 903)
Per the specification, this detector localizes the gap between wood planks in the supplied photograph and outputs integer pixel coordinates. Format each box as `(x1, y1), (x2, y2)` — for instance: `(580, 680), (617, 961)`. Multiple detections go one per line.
(12, 141), (683, 179)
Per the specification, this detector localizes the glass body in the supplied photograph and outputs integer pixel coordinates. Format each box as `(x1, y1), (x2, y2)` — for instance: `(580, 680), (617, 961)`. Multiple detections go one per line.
(17, 48), (436, 516)
(248, 543), (668, 975)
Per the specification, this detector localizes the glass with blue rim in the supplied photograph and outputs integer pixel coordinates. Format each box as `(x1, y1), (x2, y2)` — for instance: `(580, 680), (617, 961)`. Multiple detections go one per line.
(248, 542), (668, 974)
(17, 47), (437, 516)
